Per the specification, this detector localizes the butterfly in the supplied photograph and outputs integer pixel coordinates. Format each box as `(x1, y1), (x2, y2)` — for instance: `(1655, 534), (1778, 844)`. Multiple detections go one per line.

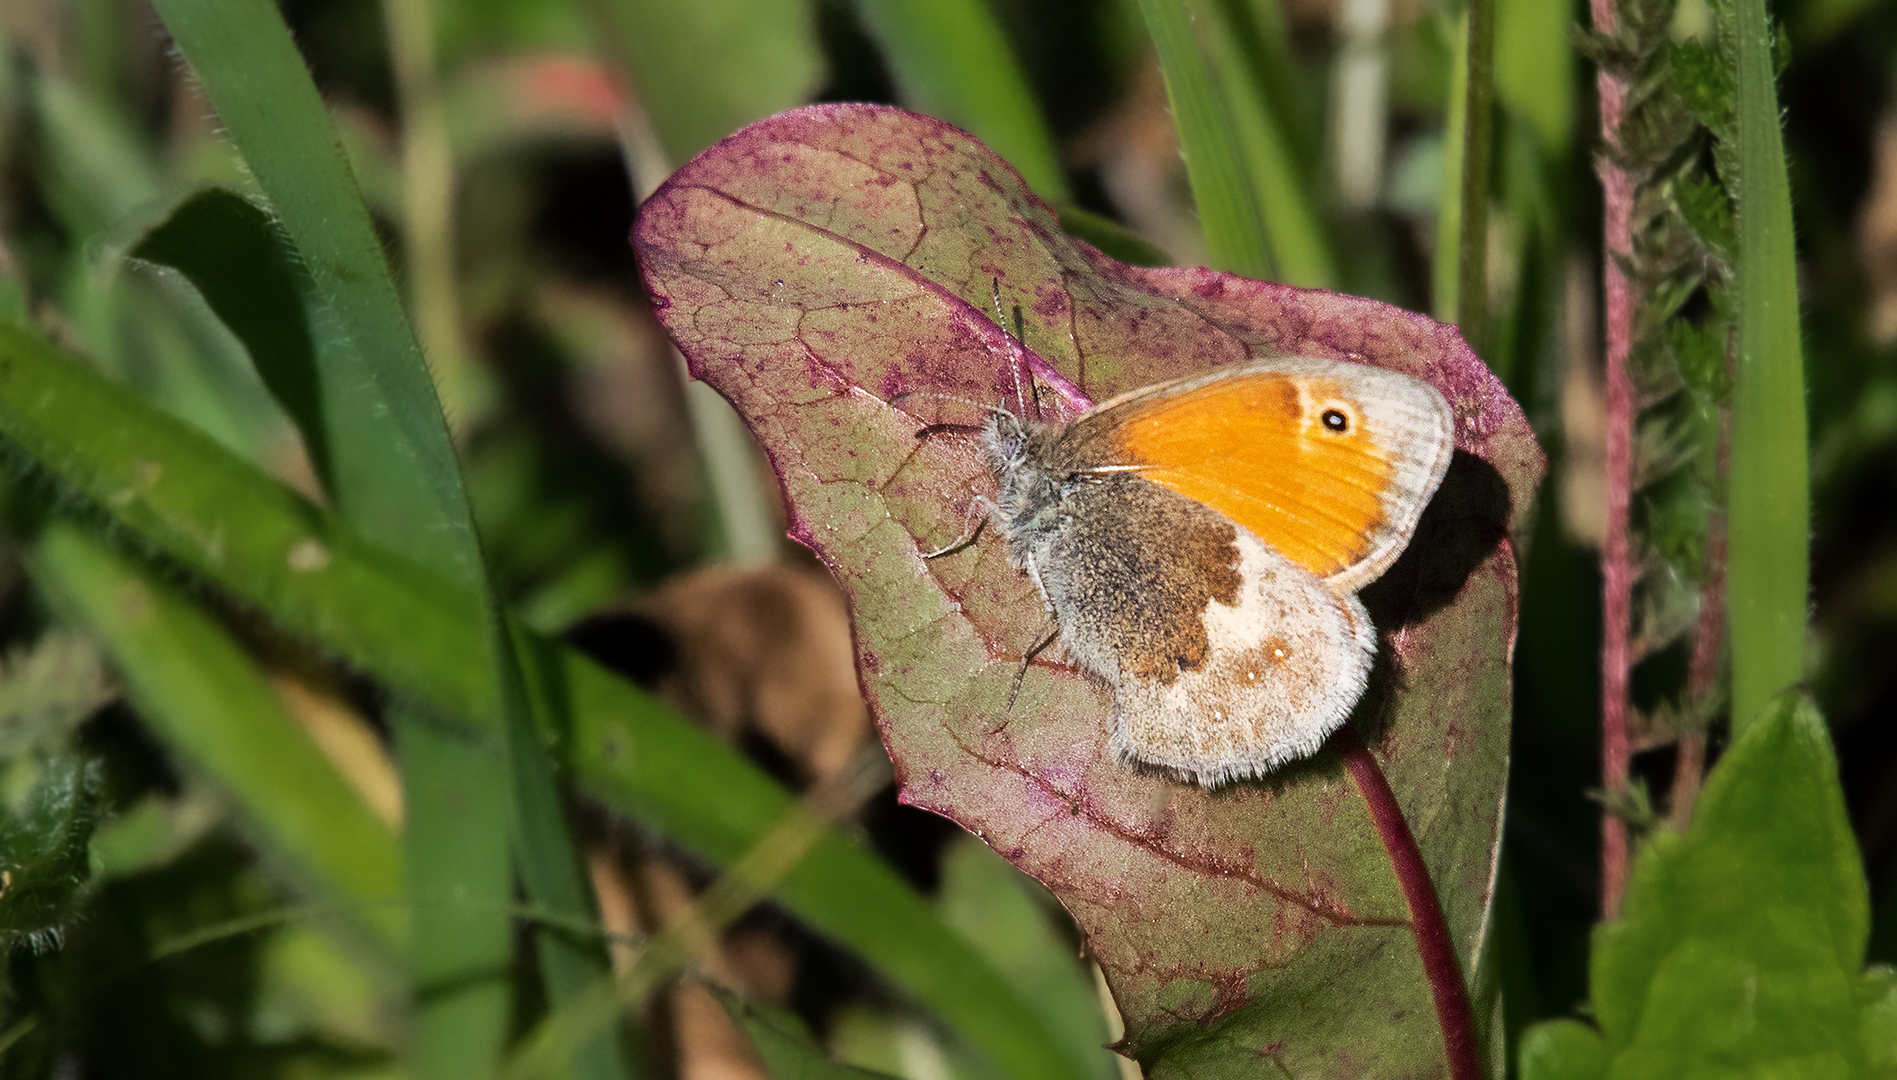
(975, 356), (1455, 787)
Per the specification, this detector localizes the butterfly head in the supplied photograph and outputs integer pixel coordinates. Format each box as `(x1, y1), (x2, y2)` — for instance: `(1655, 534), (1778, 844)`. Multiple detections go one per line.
(978, 409), (1074, 557)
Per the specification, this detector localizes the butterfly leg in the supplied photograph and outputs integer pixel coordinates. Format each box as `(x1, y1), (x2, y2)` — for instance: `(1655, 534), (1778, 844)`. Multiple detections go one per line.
(922, 496), (992, 560)
(1006, 624), (1061, 709)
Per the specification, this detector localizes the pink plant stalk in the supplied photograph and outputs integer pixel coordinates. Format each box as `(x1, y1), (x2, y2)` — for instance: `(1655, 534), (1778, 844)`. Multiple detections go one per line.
(1592, 0), (1637, 921)
(1339, 726), (1481, 1080)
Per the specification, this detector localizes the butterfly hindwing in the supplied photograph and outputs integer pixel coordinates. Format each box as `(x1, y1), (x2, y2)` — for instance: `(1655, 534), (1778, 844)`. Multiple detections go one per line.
(1025, 475), (1374, 784)
(1109, 529), (1376, 784)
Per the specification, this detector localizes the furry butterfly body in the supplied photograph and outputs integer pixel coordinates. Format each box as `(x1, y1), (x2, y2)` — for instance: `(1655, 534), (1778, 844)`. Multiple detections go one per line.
(980, 355), (1455, 787)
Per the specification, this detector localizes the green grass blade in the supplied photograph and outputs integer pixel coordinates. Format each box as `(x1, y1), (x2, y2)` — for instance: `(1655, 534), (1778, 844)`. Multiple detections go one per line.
(26, 75), (160, 238)
(149, 0), (470, 571)
(127, 203), (560, 1010)
(853, 0), (1071, 202)
(397, 711), (518, 1080)
(1056, 205), (1172, 267)
(1135, 0), (1273, 277)
(936, 839), (1120, 1080)
(0, 318), (1074, 1080)
(146, 2), (628, 1074)
(492, 638), (634, 1080)
(1202, 0), (1338, 288)
(130, 188), (335, 487)
(26, 518), (405, 960)
(1492, 0), (1573, 155)
(1433, 2), (1496, 354)
(1435, 10), (1470, 327)
(1209, 0), (1317, 160)
(708, 985), (902, 1080)
(1727, 0), (1809, 733)
(1456, 0), (1495, 354)
(26, 74), (289, 465)
(145, 11), (519, 1075)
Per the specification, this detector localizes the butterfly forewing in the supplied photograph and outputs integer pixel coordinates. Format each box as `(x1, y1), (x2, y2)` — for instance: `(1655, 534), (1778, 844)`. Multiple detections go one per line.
(1067, 358), (1454, 587)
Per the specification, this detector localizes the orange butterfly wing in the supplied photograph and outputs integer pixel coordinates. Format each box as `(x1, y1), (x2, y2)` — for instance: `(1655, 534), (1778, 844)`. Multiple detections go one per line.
(1069, 358), (1455, 589)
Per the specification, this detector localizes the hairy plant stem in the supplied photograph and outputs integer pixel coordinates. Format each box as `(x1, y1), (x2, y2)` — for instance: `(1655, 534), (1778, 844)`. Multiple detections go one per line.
(1338, 724), (1480, 1080)
(1590, 0), (1636, 922)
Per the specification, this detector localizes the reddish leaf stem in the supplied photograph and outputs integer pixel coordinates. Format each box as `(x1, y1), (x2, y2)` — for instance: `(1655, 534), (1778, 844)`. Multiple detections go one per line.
(1337, 724), (1480, 1080)
(1592, 0), (1636, 922)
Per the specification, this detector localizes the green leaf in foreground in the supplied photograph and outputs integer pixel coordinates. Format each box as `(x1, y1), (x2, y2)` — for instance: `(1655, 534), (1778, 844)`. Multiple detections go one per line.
(635, 103), (1542, 1076)
(1519, 692), (1894, 1075)
(0, 317), (1069, 1080)
(149, 0), (468, 569)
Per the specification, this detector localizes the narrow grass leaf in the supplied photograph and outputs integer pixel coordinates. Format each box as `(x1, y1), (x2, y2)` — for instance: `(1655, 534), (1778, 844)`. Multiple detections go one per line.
(936, 838), (1121, 1080)
(1056, 205), (1172, 268)
(1492, 0), (1573, 154)
(708, 985), (903, 1080)
(1435, 10), (1470, 327)
(125, 193), (519, 1070)
(1207, 0), (1318, 160)
(130, 188), (334, 488)
(149, 0), (469, 567)
(1201, 0), (1338, 288)
(1726, 0), (1809, 732)
(1455, 0), (1495, 355)
(1135, 0), (1274, 277)
(142, 3), (627, 1074)
(141, 11), (517, 1073)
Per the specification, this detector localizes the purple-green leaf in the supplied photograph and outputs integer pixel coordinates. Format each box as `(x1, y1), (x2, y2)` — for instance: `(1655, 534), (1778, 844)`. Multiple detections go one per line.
(634, 104), (1541, 1076)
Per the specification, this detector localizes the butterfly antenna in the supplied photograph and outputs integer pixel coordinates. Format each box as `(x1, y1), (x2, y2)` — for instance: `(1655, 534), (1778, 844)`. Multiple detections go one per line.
(1007, 301), (1043, 420)
(990, 277), (1032, 419)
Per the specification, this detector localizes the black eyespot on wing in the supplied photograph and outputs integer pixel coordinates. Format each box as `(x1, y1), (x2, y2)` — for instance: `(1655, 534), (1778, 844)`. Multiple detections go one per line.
(1321, 408), (1349, 432)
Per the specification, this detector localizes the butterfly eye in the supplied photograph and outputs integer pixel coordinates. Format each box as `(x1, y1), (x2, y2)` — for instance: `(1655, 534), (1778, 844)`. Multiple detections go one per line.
(1320, 408), (1350, 433)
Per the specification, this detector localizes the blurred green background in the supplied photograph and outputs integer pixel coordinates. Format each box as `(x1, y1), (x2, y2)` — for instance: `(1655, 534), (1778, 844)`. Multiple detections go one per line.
(0, 0), (1891, 1075)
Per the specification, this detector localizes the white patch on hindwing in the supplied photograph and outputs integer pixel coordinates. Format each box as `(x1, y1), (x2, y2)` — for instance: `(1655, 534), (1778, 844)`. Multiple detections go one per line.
(1107, 529), (1377, 786)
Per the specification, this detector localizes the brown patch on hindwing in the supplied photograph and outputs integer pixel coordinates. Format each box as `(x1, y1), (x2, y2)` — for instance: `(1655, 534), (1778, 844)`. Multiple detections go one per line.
(1041, 476), (1242, 684)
